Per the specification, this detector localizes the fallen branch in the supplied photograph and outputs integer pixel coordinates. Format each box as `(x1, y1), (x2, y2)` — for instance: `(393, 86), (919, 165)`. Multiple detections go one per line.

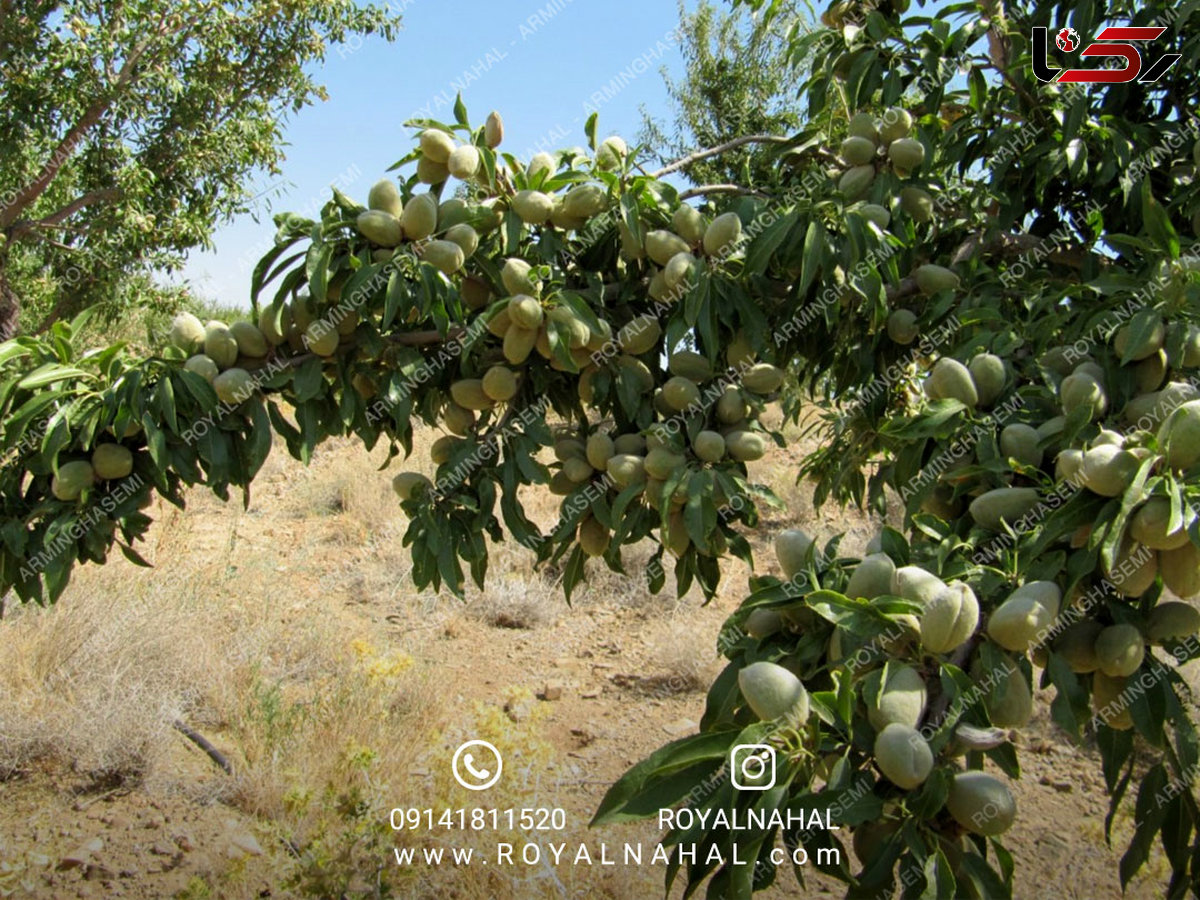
(173, 719), (233, 775)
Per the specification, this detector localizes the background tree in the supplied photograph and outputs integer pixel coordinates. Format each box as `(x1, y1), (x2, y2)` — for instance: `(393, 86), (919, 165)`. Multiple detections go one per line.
(0, 0), (403, 338)
(639, 0), (803, 190)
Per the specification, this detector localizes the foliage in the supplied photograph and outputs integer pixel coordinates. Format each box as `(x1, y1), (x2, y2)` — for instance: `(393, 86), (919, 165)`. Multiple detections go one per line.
(0, 0), (403, 333)
(639, 0), (804, 188)
(2, 0), (1200, 895)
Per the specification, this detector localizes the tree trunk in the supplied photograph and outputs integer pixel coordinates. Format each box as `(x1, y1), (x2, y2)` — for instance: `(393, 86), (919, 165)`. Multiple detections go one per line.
(0, 267), (19, 340)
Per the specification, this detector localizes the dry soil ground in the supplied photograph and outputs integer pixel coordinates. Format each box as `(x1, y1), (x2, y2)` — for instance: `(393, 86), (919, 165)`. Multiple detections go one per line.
(0, 423), (1180, 899)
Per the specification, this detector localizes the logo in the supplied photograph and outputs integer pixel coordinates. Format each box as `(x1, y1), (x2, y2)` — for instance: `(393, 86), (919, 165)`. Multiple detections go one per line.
(451, 740), (503, 791)
(1055, 27), (1080, 52)
(1032, 25), (1181, 84)
(731, 744), (776, 791)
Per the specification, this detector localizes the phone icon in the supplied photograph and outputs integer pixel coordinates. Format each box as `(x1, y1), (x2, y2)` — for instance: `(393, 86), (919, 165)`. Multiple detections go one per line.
(452, 740), (502, 790)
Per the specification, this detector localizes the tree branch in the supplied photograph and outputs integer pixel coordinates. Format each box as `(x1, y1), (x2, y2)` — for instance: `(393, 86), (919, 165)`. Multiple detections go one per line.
(650, 134), (795, 179)
(0, 36), (153, 228)
(173, 718), (232, 775)
(678, 184), (772, 201)
(8, 188), (122, 240)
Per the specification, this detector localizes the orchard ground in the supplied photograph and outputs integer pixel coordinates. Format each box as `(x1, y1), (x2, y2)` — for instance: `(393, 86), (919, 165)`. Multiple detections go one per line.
(0, 409), (1183, 899)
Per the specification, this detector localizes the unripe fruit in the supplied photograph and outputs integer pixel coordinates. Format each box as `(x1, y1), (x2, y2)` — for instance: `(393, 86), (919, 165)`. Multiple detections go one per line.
(1060, 372), (1107, 419)
(645, 230), (690, 266)
(563, 457), (595, 483)
(501, 258), (540, 296)
(450, 379), (494, 411)
(669, 350), (713, 382)
(693, 430), (726, 463)
(419, 129), (455, 163)
(726, 332), (756, 368)
(212, 367), (255, 405)
(775, 529), (815, 579)
(485, 306), (512, 338)
(672, 205), (706, 245)
(848, 112), (879, 142)
(1113, 315), (1165, 361)
(891, 565), (947, 606)
(925, 358), (978, 407)
(745, 608), (783, 639)
(874, 723), (933, 789)
(257, 304), (291, 347)
(898, 187), (934, 222)
(304, 322), (338, 357)
(392, 471), (432, 501)
(579, 517), (610, 556)
(657, 376), (697, 412)
(438, 198), (470, 229)
(644, 448), (685, 480)
(586, 434), (615, 471)
(664, 252), (698, 292)
(554, 438), (587, 462)
(1080, 444), (1140, 497)
(1134, 350), (1167, 393)
(508, 296), (543, 330)
(838, 164), (875, 200)
(429, 435), (460, 466)
(52, 460), (95, 500)
(969, 487), (1039, 531)
(1094, 624), (1146, 677)
(846, 552), (896, 601)
(859, 203), (891, 230)
(1104, 537), (1158, 597)
(886, 309), (918, 344)
(1130, 498), (1191, 552)
(90, 443), (134, 481)
(448, 144), (480, 180)
(461, 277), (491, 310)
(888, 137), (925, 173)
(1158, 400), (1200, 470)
(169, 312), (206, 353)
(481, 366), (518, 402)
(204, 321), (239, 370)
(1054, 619), (1104, 673)
(512, 190), (554, 224)
(417, 156), (449, 184)
(1161, 542), (1200, 598)
(743, 363), (784, 394)
(368, 178), (403, 216)
(841, 135), (877, 166)
(866, 664), (926, 730)
(967, 353), (1006, 407)
(703, 212), (743, 257)
(357, 210), (404, 247)
(596, 135), (627, 169)
(400, 193), (438, 241)
(606, 454), (646, 489)
(1147, 602), (1200, 643)
(549, 197), (586, 231)
(527, 151), (556, 181)
(611, 434), (646, 458)
(422, 239), (465, 275)
(444, 224), (478, 259)
(616, 357), (654, 393)
(921, 581), (980, 653)
(443, 402), (475, 437)
(725, 431), (767, 462)
(229, 321), (268, 358)
(738, 661), (809, 722)
(988, 581), (1062, 651)
(986, 664), (1033, 728)
(914, 264), (959, 295)
(484, 110), (504, 148)
(547, 471), (575, 495)
(716, 385), (748, 424)
(1000, 423), (1043, 468)
(879, 108), (913, 144)
(946, 771), (1016, 836)
(564, 183), (607, 218)
(617, 315), (661, 356)
(1092, 671), (1134, 730)
(184, 354), (219, 382)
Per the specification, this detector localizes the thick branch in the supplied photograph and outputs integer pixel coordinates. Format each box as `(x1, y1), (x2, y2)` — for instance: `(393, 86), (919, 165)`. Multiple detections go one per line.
(8, 189), (122, 240)
(949, 230), (1101, 270)
(0, 39), (151, 228)
(650, 134), (794, 179)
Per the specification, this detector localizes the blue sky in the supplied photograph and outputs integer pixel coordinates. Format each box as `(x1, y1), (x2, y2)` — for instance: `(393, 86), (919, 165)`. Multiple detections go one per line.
(178, 0), (694, 308)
